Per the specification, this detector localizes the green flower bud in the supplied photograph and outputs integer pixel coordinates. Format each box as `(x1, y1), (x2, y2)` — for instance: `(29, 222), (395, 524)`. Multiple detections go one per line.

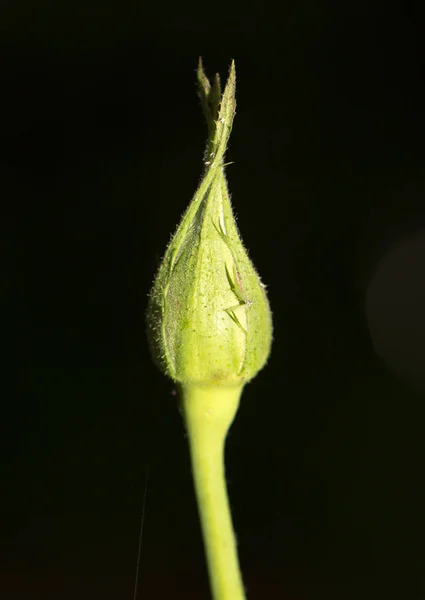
(146, 59), (272, 387)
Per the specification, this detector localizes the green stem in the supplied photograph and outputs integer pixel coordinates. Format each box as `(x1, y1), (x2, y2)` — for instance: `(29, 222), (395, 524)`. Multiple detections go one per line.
(180, 383), (246, 600)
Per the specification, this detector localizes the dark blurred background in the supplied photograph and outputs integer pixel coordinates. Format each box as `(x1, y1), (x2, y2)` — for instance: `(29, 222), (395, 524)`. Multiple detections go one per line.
(2, 1), (425, 598)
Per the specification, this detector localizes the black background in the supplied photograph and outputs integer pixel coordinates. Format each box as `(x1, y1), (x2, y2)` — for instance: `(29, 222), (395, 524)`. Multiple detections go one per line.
(2, 1), (425, 599)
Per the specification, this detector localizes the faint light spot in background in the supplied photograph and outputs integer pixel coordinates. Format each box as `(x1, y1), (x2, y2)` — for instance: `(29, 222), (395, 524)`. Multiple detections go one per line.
(366, 230), (425, 390)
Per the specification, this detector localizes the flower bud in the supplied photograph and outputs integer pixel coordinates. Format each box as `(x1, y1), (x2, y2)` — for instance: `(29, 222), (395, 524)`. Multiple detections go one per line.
(146, 59), (272, 386)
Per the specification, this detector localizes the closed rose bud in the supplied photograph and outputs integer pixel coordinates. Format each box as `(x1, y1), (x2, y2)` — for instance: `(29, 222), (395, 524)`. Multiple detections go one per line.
(146, 59), (272, 387)
(146, 60), (274, 600)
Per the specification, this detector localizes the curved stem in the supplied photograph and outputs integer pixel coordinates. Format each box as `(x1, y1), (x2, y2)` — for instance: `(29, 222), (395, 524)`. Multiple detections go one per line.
(179, 383), (246, 600)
